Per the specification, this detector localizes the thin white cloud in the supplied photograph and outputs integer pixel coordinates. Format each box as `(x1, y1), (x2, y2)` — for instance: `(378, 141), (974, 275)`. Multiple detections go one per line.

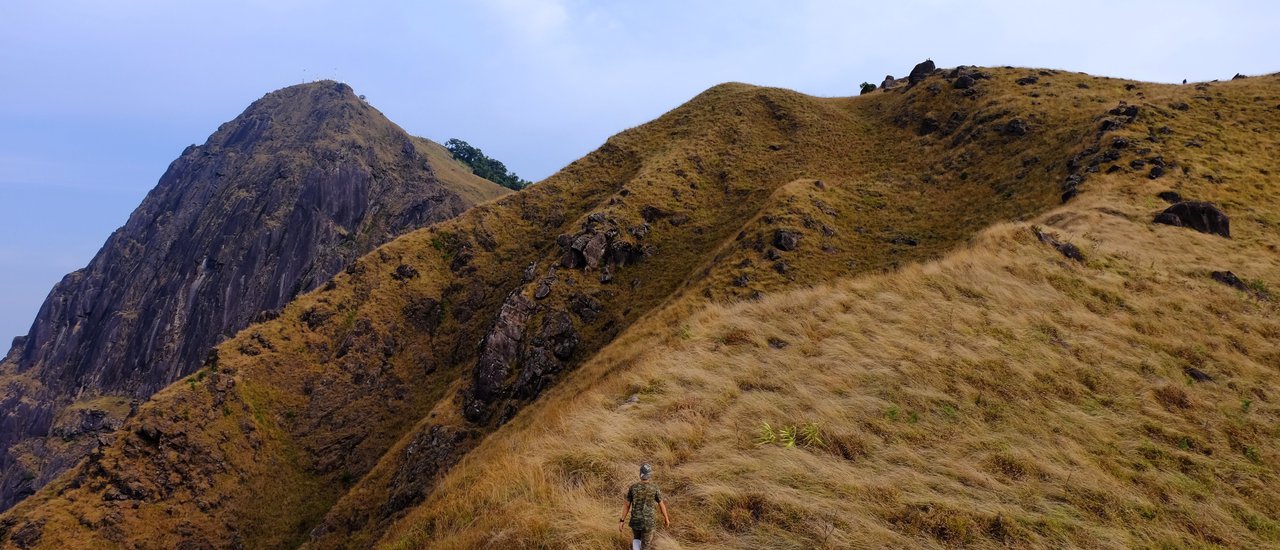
(479, 0), (570, 41)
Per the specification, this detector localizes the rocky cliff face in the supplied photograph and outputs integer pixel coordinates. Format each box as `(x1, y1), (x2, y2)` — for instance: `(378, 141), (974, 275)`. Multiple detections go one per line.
(0, 80), (507, 511)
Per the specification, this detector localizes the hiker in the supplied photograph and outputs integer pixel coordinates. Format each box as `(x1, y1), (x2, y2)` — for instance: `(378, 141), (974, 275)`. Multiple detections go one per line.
(617, 463), (670, 550)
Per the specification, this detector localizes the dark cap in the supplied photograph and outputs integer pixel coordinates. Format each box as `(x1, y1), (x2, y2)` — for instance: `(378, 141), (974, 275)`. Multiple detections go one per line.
(639, 463), (652, 480)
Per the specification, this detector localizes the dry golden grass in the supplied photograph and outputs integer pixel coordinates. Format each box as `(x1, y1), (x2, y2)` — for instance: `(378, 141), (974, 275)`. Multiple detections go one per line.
(372, 74), (1280, 548)
(380, 181), (1280, 548)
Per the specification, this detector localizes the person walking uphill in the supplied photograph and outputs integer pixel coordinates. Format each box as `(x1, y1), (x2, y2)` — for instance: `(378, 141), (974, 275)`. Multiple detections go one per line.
(618, 463), (671, 550)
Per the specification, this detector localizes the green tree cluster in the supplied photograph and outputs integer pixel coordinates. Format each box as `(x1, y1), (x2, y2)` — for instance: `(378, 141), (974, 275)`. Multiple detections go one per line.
(445, 138), (531, 190)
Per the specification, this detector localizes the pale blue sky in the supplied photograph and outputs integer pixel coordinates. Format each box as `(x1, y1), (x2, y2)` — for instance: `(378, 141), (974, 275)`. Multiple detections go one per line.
(1, 0), (1277, 340)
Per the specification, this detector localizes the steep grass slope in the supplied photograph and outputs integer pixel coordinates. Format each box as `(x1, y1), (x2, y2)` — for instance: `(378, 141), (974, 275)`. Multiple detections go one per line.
(3, 67), (1277, 549)
(386, 186), (1280, 550)
(376, 73), (1280, 548)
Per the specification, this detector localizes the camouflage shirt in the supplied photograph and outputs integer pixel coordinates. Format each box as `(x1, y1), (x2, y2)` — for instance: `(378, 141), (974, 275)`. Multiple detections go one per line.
(626, 481), (663, 530)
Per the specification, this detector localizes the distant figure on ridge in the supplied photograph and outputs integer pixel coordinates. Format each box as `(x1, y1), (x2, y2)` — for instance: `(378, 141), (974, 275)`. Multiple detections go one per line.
(618, 463), (671, 550)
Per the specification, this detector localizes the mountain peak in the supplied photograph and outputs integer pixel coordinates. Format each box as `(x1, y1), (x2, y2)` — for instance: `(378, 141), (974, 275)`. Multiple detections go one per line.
(253, 79), (362, 113)
(209, 80), (380, 150)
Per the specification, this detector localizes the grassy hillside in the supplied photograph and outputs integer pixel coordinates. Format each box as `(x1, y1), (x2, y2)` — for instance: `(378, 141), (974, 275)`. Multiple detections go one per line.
(2, 68), (1277, 549)
(375, 73), (1280, 548)
(384, 185), (1280, 549)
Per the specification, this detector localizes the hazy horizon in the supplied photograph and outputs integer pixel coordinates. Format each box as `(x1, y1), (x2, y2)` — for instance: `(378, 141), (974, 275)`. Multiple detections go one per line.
(2, 0), (1278, 340)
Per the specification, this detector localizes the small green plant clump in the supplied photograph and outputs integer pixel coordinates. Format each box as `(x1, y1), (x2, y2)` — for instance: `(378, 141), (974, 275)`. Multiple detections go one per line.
(756, 421), (824, 449)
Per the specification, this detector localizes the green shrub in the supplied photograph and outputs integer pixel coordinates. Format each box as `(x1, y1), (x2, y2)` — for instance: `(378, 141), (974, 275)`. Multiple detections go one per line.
(445, 138), (531, 190)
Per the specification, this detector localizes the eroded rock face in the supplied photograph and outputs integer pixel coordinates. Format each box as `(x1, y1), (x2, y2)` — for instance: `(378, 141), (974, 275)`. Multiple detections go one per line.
(0, 80), (503, 511)
(463, 211), (648, 424)
(464, 291), (583, 424)
(467, 292), (536, 420)
(382, 425), (471, 516)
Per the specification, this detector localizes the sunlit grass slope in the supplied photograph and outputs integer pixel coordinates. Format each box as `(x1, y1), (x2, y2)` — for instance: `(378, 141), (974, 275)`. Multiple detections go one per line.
(380, 135), (1280, 550)
(376, 73), (1280, 548)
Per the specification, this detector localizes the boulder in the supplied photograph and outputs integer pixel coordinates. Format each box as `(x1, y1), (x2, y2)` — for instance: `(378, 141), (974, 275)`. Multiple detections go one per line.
(918, 117), (940, 135)
(1210, 270), (1269, 300)
(1156, 191), (1182, 203)
(953, 75), (975, 90)
(559, 248), (582, 269)
(1032, 227), (1085, 263)
(1210, 271), (1248, 292)
(1108, 105), (1140, 118)
(391, 264), (419, 281)
(1003, 119), (1029, 136)
(1061, 174), (1085, 201)
(1184, 367), (1214, 382)
(907, 60), (936, 86)
(880, 75), (900, 90)
(1016, 76), (1039, 86)
(1153, 201), (1230, 237)
(773, 230), (802, 251)
(540, 312), (579, 361)
(567, 292), (602, 324)
(534, 278), (552, 300)
(639, 205), (671, 223)
(582, 233), (608, 269)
